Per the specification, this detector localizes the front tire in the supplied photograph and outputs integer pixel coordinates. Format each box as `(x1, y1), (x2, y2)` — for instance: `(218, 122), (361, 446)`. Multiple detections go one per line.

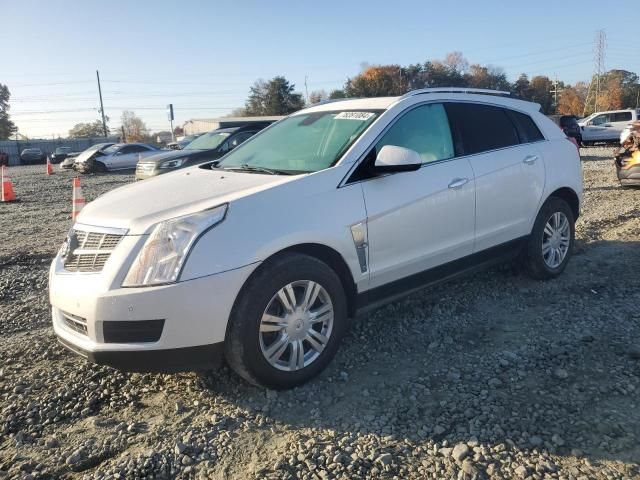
(524, 197), (575, 280)
(225, 253), (347, 389)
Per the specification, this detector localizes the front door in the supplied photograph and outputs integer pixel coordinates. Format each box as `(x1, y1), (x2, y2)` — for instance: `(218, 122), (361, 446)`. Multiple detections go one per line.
(358, 103), (476, 289)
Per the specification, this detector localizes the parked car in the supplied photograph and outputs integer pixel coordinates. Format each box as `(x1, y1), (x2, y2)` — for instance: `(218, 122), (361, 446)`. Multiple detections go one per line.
(136, 124), (273, 180)
(167, 134), (203, 150)
(579, 109), (640, 145)
(59, 143), (113, 170)
(20, 148), (46, 164)
(74, 143), (158, 173)
(548, 115), (581, 146)
(50, 88), (582, 389)
(51, 147), (75, 163)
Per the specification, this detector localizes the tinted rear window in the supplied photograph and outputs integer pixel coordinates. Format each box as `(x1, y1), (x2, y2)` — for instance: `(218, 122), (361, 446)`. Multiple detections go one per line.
(612, 111), (632, 122)
(445, 103), (520, 155)
(507, 110), (545, 143)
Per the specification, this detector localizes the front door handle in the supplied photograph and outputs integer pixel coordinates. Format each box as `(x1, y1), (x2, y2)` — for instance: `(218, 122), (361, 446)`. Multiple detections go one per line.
(448, 177), (469, 189)
(523, 154), (539, 165)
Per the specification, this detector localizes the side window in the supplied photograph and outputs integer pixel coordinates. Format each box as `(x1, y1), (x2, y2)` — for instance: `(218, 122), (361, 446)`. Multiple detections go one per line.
(118, 146), (135, 154)
(375, 103), (454, 164)
(229, 132), (255, 149)
(445, 103), (519, 155)
(591, 114), (608, 125)
(505, 109), (544, 143)
(612, 111), (632, 122)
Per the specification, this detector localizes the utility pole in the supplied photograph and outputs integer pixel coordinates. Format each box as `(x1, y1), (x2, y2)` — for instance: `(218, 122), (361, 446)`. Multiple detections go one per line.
(304, 76), (309, 104)
(167, 104), (175, 142)
(550, 74), (562, 113)
(96, 70), (108, 138)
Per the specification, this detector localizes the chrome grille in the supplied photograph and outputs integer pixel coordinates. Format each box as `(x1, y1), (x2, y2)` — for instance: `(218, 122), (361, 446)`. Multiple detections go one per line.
(63, 229), (124, 272)
(61, 311), (88, 336)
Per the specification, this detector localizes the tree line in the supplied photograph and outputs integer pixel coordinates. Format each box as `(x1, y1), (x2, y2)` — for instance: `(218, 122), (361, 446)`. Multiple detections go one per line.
(239, 52), (639, 118)
(1, 51), (638, 140)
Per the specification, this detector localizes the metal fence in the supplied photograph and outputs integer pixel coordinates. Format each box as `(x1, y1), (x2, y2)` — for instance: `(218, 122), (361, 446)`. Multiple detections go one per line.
(0, 137), (120, 166)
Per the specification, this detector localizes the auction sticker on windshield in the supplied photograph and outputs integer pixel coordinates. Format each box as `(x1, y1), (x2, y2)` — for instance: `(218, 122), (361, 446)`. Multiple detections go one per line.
(334, 112), (375, 120)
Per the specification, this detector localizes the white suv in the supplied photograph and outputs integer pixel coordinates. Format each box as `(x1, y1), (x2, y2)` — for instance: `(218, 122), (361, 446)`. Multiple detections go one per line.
(50, 88), (582, 389)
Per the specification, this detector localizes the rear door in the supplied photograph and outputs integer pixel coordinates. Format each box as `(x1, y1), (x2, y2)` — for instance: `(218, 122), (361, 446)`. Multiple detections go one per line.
(445, 102), (545, 252)
(610, 111), (633, 137)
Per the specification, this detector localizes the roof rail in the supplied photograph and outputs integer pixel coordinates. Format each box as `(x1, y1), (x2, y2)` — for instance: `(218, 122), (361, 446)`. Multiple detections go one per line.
(400, 87), (511, 99)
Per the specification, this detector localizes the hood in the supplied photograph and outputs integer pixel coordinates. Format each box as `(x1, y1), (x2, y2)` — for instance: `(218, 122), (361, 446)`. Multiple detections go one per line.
(137, 148), (205, 165)
(75, 149), (101, 164)
(77, 166), (296, 234)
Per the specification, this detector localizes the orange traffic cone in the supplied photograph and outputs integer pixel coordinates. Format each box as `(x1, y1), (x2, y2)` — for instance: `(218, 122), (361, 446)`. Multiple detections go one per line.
(46, 155), (53, 175)
(1, 165), (17, 202)
(72, 177), (85, 220)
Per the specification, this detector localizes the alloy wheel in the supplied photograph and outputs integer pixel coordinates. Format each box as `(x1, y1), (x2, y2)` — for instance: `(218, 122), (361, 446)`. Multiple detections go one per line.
(542, 211), (571, 269)
(259, 280), (334, 372)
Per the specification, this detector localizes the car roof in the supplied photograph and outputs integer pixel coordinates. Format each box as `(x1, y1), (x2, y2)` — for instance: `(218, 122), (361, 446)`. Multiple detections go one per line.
(300, 89), (542, 116)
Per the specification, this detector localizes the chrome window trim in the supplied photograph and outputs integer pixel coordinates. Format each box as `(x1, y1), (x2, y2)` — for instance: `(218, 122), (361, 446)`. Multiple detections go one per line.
(338, 99), (549, 188)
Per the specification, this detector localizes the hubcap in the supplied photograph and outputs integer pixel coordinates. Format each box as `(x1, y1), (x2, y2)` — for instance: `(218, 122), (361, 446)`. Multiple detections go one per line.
(259, 280), (334, 372)
(542, 211), (571, 269)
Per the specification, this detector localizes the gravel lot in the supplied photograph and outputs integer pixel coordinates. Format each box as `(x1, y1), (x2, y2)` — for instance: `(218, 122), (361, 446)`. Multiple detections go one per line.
(1, 149), (639, 479)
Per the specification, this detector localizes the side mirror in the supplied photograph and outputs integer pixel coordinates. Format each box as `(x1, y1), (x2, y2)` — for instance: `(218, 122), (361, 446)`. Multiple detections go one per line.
(374, 145), (422, 173)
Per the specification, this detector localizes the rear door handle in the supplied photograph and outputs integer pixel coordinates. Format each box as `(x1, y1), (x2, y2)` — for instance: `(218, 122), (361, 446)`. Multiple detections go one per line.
(448, 177), (469, 189)
(523, 154), (539, 165)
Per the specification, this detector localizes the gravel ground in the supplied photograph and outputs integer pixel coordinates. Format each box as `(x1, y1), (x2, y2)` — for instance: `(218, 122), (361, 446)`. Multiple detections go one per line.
(1, 149), (639, 479)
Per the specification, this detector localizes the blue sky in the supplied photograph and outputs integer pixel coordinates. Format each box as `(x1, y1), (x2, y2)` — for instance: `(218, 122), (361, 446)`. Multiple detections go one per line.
(2, 0), (637, 138)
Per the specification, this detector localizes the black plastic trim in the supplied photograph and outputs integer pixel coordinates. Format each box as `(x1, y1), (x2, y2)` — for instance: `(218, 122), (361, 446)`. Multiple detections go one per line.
(57, 337), (224, 373)
(356, 237), (526, 314)
(103, 319), (164, 343)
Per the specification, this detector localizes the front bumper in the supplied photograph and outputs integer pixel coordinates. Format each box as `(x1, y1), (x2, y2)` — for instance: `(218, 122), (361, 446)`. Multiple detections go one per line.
(50, 250), (257, 372)
(57, 335), (224, 372)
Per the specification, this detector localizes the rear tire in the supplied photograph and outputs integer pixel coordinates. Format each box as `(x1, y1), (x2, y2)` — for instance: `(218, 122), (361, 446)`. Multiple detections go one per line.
(524, 197), (575, 280)
(225, 253), (347, 389)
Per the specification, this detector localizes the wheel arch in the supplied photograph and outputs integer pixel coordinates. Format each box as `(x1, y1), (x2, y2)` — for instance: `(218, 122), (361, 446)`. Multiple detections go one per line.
(239, 243), (359, 319)
(548, 187), (580, 220)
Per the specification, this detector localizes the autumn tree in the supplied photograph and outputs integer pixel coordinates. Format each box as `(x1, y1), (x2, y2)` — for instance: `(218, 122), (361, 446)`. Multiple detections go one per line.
(557, 86), (586, 116)
(244, 76), (305, 115)
(121, 111), (148, 142)
(344, 65), (408, 97)
(69, 119), (108, 138)
(328, 89), (346, 99)
(0, 83), (17, 140)
(464, 65), (510, 91)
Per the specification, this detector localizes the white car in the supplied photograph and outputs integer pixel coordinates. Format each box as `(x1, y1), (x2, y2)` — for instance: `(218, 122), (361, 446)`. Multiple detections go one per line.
(50, 88), (582, 389)
(74, 143), (158, 173)
(579, 109), (640, 145)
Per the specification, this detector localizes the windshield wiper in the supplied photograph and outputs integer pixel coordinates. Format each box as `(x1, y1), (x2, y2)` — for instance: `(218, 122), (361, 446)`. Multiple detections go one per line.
(223, 164), (290, 175)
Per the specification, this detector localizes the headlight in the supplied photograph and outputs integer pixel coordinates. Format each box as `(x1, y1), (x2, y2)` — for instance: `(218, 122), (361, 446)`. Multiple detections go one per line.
(122, 204), (228, 287)
(159, 158), (187, 169)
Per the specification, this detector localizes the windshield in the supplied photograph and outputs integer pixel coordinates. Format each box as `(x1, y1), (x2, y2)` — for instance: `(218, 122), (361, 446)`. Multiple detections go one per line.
(219, 110), (381, 173)
(184, 132), (230, 150)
